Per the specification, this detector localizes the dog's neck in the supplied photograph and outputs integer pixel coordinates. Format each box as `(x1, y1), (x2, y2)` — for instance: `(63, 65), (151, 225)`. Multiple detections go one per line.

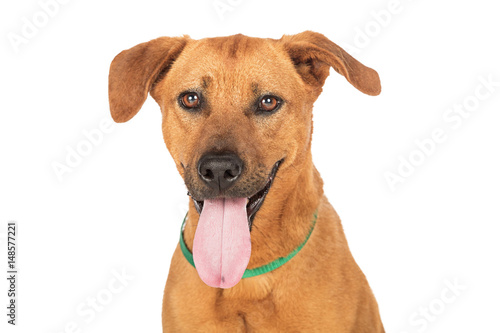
(182, 149), (323, 269)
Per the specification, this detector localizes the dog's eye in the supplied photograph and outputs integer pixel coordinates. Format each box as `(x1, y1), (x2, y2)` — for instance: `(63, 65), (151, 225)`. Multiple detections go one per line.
(258, 95), (281, 113)
(180, 92), (200, 109)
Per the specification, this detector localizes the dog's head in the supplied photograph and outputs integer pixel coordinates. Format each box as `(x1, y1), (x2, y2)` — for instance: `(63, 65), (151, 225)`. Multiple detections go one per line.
(109, 31), (379, 219)
(109, 31), (380, 288)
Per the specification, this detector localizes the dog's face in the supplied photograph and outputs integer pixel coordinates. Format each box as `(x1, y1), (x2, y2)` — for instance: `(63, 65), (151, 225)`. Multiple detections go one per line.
(109, 31), (380, 224)
(153, 35), (320, 223)
(109, 32), (380, 288)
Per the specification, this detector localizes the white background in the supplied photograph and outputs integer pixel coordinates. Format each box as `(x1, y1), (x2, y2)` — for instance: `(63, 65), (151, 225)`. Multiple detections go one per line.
(1, 0), (499, 332)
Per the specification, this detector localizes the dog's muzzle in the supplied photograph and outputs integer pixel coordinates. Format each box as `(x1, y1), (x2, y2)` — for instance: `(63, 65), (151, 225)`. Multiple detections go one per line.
(188, 158), (283, 289)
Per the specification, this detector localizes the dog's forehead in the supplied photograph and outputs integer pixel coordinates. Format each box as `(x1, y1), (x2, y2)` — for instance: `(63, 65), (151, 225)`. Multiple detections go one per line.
(198, 34), (272, 58)
(168, 34), (300, 93)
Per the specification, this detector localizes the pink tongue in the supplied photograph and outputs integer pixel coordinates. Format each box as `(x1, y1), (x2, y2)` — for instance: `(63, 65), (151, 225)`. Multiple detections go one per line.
(193, 197), (251, 289)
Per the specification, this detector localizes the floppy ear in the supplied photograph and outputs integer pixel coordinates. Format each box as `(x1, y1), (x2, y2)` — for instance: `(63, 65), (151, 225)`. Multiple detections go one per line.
(108, 36), (188, 123)
(280, 31), (381, 96)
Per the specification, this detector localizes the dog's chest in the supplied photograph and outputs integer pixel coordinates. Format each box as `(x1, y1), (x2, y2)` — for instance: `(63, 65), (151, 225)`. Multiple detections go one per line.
(216, 293), (276, 332)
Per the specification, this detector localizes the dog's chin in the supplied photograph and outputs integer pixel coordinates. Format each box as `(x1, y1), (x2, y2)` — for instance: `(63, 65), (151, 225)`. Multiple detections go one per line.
(189, 159), (283, 230)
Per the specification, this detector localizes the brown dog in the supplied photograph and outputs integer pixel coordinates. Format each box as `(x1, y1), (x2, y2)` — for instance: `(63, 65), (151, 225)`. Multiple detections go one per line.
(109, 31), (384, 332)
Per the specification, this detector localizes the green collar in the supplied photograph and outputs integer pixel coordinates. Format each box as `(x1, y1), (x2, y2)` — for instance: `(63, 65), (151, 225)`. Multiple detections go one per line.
(179, 210), (318, 278)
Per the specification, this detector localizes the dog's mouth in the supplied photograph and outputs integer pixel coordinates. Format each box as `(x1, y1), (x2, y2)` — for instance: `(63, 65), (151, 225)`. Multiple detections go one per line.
(190, 159), (282, 230)
(188, 159), (282, 289)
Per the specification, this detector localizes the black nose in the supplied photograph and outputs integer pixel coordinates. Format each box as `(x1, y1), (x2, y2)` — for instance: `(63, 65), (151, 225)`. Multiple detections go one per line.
(197, 153), (243, 191)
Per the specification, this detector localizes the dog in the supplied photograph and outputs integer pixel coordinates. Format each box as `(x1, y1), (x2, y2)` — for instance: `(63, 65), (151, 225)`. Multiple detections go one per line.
(108, 31), (384, 332)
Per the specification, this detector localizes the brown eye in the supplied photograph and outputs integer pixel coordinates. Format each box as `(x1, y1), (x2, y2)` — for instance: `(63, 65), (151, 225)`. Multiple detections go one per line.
(258, 95), (281, 113)
(180, 92), (200, 109)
